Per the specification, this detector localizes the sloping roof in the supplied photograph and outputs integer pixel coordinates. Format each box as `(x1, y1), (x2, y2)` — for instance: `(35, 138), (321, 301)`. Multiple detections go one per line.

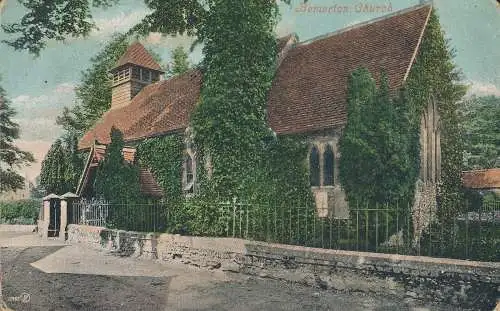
(79, 70), (202, 149)
(79, 3), (431, 149)
(267, 3), (431, 134)
(76, 144), (163, 197)
(112, 42), (163, 72)
(462, 169), (500, 190)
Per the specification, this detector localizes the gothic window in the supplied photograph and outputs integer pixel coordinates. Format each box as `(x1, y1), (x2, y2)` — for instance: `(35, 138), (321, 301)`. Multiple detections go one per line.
(323, 145), (334, 186)
(183, 152), (195, 194)
(310, 146), (320, 187)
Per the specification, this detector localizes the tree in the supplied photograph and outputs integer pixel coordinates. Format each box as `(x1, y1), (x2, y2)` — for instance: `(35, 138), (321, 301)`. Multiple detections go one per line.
(57, 33), (164, 137)
(30, 175), (45, 199)
(338, 69), (419, 206)
(190, 0), (280, 199)
(38, 132), (84, 195)
(39, 139), (71, 194)
(94, 127), (141, 203)
(166, 46), (190, 78)
(56, 34), (129, 136)
(0, 80), (35, 193)
(460, 95), (500, 169)
(2, 1), (304, 55)
(3, 0), (304, 196)
(63, 132), (86, 191)
(94, 127), (141, 229)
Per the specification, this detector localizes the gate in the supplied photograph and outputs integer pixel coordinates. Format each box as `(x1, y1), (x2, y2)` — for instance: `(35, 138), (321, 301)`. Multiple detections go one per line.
(48, 199), (61, 237)
(71, 198), (109, 227)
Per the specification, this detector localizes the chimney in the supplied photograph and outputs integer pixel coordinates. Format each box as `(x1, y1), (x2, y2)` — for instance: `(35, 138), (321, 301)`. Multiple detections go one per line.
(109, 42), (164, 110)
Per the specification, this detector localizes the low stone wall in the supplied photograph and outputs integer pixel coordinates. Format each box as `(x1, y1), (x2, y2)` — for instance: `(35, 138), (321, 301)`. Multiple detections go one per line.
(0, 224), (36, 232)
(67, 225), (500, 309)
(67, 224), (106, 249)
(243, 243), (499, 309)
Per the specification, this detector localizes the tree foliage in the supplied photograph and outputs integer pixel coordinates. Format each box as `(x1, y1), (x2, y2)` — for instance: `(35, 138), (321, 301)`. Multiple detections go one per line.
(460, 95), (500, 170)
(94, 127), (141, 203)
(39, 136), (83, 195)
(2, 0), (303, 56)
(0, 80), (35, 193)
(0, 199), (40, 224)
(56, 34), (129, 136)
(338, 69), (419, 206)
(191, 0), (280, 199)
(166, 46), (190, 78)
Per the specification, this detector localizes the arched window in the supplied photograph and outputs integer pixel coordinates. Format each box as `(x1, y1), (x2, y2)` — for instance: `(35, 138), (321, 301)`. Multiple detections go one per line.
(323, 145), (334, 186)
(183, 153), (195, 194)
(309, 146), (320, 187)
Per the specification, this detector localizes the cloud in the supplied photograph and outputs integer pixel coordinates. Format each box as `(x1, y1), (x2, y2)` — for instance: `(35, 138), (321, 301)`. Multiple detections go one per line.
(467, 81), (500, 96)
(92, 9), (150, 38)
(144, 32), (197, 50)
(11, 82), (76, 142)
(9, 82), (76, 181)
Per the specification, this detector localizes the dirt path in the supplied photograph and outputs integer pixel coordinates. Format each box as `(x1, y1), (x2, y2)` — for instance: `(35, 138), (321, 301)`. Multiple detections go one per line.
(0, 232), (455, 311)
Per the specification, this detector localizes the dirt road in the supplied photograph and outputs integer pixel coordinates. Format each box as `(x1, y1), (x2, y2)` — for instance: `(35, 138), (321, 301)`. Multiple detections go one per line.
(0, 232), (453, 311)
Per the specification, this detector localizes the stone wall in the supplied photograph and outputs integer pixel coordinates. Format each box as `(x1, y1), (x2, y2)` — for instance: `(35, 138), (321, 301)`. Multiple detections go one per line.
(67, 224), (106, 249)
(243, 243), (499, 309)
(67, 225), (500, 309)
(0, 224), (36, 232)
(411, 179), (437, 248)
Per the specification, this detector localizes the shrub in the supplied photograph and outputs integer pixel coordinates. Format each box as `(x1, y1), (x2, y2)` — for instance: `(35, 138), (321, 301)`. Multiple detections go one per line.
(0, 199), (41, 224)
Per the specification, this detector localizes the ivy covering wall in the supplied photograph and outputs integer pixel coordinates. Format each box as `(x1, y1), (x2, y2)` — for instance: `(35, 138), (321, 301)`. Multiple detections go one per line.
(337, 9), (466, 251)
(136, 134), (185, 232)
(405, 10), (467, 220)
(339, 70), (419, 208)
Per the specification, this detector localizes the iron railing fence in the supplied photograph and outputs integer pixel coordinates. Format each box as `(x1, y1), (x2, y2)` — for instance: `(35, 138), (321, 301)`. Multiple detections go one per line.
(71, 198), (109, 227)
(69, 198), (500, 261)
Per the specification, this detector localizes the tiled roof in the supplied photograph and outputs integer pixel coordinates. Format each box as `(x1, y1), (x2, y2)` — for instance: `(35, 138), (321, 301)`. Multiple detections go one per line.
(112, 42), (163, 72)
(79, 70), (202, 149)
(267, 4), (431, 134)
(462, 169), (500, 190)
(77, 144), (163, 197)
(79, 4), (431, 148)
(93, 145), (136, 163)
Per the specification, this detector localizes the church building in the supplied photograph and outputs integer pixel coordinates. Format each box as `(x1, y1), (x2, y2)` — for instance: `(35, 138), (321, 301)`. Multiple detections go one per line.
(76, 3), (440, 218)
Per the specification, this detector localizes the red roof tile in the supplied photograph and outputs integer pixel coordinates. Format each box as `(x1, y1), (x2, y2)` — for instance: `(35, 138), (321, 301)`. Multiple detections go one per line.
(77, 144), (163, 197)
(268, 4), (431, 134)
(79, 4), (431, 148)
(462, 169), (500, 190)
(113, 42), (163, 72)
(78, 70), (202, 149)
(93, 145), (136, 163)
(139, 168), (164, 197)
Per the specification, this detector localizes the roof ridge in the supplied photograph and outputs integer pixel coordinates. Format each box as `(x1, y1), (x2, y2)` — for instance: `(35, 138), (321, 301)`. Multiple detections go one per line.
(298, 2), (432, 46)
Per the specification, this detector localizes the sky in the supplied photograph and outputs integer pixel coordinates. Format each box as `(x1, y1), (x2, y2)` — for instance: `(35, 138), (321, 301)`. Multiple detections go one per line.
(0, 0), (499, 182)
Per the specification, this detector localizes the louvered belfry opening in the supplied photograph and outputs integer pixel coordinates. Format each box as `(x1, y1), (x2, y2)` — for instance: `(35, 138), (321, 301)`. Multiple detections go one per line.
(109, 42), (164, 110)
